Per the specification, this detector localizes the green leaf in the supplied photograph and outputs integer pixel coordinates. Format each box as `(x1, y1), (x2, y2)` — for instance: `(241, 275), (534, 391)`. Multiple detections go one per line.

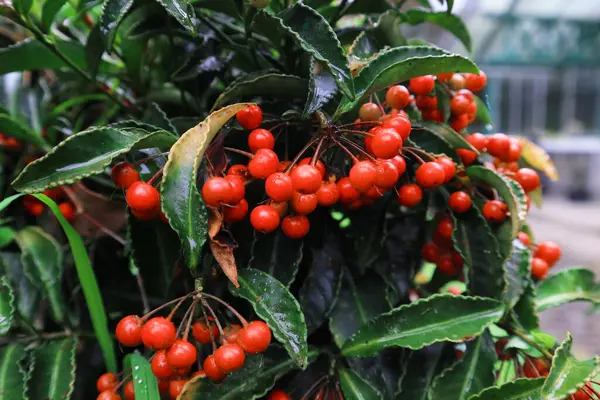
(213, 74), (308, 110)
(303, 58), (337, 116)
(0, 276), (15, 335)
(12, 0), (33, 15)
(41, 0), (68, 31)
(161, 103), (249, 269)
(407, 131), (458, 162)
(15, 227), (65, 324)
(179, 347), (317, 400)
(429, 333), (496, 400)
(466, 166), (528, 238)
(254, 3), (354, 100)
(29, 338), (76, 400)
(345, 202), (387, 274)
(541, 334), (600, 400)
(401, 11), (472, 52)
(12, 126), (176, 193)
(339, 367), (383, 400)
(513, 279), (540, 331)
(0, 114), (49, 150)
(536, 268), (600, 312)
(468, 377), (545, 400)
(0, 252), (40, 326)
(230, 268), (308, 368)
(49, 94), (108, 117)
(436, 82), (451, 121)
(419, 120), (478, 153)
(0, 344), (28, 399)
(85, 26), (105, 78)
(156, 0), (198, 34)
(99, 0), (135, 48)
(129, 353), (161, 400)
(397, 345), (446, 400)
(248, 230), (303, 287)
(369, 9), (407, 49)
(474, 96), (493, 125)
(341, 294), (504, 357)
(142, 103), (177, 135)
(503, 240), (531, 308)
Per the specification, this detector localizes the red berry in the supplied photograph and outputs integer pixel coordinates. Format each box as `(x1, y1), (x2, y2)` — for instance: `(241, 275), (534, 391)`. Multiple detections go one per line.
(518, 232), (531, 246)
(482, 200), (507, 223)
(202, 177), (232, 207)
(237, 321), (272, 354)
(291, 164), (322, 194)
(248, 128), (275, 152)
(111, 162), (140, 189)
(422, 109), (444, 123)
(451, 250), (464, 268)
(349, 161), (377, 193)
(531, 257), (549, 280)
(214, 343), (246, 373)
(58, 202), (76, 222)
(266, 172), (294, 202)
(267, 389), (292, 400)
(535, 241), (561, 267)
(316, 182), (340, 206)
(504, 139), (522, 162)
(141, 317), (176, 350)
(467, 133), (488, 152)
(223, 324), (242, 344)
(515, 168), (540, 193)
(359, 102), (381, 121)
(248, 149), (279, 179)
(224, 175), (245, 204)
(281, 215), (310, 239)
(437, 253), (458, 275)
(223, 199), (249, 223)
(151, 349), (174, 379)
(409, 75), (435, 95)
(191, 370), (206, 379)
(448, 191), (472, 213)
(433, 231), (453, 250)
(382, 116), (411, 141)
(116, 315), (143, 347)
(573, 388), (590, 400)
(457, 149), (477, 166)
(250, 205), (280, 233)
(123, 381), (135, 400)
(236, 105), (263, 130)
(167, 340), (197, 368)
(364, 185), (385, 200)
(192, 319), (219, 344)
(422, 242), (440, 263)
(157, 378), (169, 393)
(203, 355), (227, 382)
(415, 95), (438, 111)
(464, 71), (487, 92)
(447, 286), (462, 295)
(450, 114), (469, 132)
(97, 372), (118, 392)
(450, 95), (471, 115)
(337, 178), (360, 203)
(436, 156), (455, 183)
(415, 162), (446, 189)
(97, 391), (121, 400)
(386, 85), (410, 109)
(291, 192), (317, 215)
(126, 182), (160, 212)
(487, 134), (510, 158)
(374, 160), (399, 188)
(371, 128), (402, 159)
(397, 184), (423, 207)
(227, 164), (250, 181)
(437, 217), (454, 240)
(169, 379), (188, 400)
(389, 155), (407, 176)
(437, 73), (453, 81)
(298, 158), (326, 179)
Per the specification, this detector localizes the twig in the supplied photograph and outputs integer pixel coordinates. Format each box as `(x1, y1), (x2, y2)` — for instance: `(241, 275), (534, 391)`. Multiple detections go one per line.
(511, 329), (553, 361)
(201, 293), (248, 326)
(80, 212), (126, 246)
(135, 273), (150, 315)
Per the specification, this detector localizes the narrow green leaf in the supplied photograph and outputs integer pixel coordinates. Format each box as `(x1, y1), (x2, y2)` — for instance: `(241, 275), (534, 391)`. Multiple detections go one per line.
(0, 114), (49, 150)
(15, 227), (65, 324)
(349, 31), (380, 61)
(466, 166), (528, 237)
(12, 126), (176, 193)
(230, 268), (308, 368)
(542, 334), (600, 400)
(85, 26), (105, 78)
(0, 276), (15, 335)
(130, 353), (161, 400)
(29, 338), (77, 400)
(407, 132), (458, 162)
(12, 0), (33, 15)
(99, 0), (135, 48)
(155, 0), (197, 33)
(161, 103), (250, 269)
(0, 344), (28, 399)
(248, 230), (303, 287)
(419, 120), (478, 153)
(503, 240), (531, 307)
(402, 11), (472, 52)
(303, 57), (337, 116)
(536, 268), (600, 312)
(50, 94), (108, 117)
(474, 96), (493, 125)
(339, 367), (383, 400)
(369, 9), (407, 49)
(468, 377), (545, 400)
(0, 252), (40, 326)
(429, 333), (496, 400)
(143, 103), (177, 135)
(436, 82), (451, 121)
(0, 227), (13, 249)
(41, 0), (67, 31)
(341, 294), (504, 357)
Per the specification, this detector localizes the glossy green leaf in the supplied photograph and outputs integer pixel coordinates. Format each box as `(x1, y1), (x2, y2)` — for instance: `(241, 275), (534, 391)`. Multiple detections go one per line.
(99, 0), (135, 48)
(49, 94), (108, 117)
(513, 279), (540, 331)
(85, 26), (105, 78)
(303, 58), (337, 116)
(369, 9), (407, 49)
(161, 103), (249, 269)
(142, 103), (177, 135)
(474, 96), (493, 125)
(349, 32), (379, 61)
(419, 120), (478, 153)
(248, 230), (303, 287)
(0, 252), (40, 326)
(536, 268), (600, 312)
(29, 338), (76, 400)
(0, 227), (15, 248)
(466, 166), (528, 238)
(345, 202), (387, 274)
(541, 334), (600, 400)
(156, 0), (197, 33)
(0, 344), (28, 399)
(230, 268), (308, 368)
(468, 377), (545, 400)
(341, 294), (504, 357)
(15, 227), (65, 324)
(213, 74), (308, 110)
(12, 126), (176, 193)
(503, 240), (531, 307)
(0, 276), (14, 335)
(339, 367), (383, 400)
(41, 0), (68, 31)
(0, 114), (49, 150)
(12, 0), (32, 15)
(402, 10), (471, 52)
(254, 3), (354, 99)
(436, 82), (451, 121)
(397, 344), (446, 400)
(429, 333), (495, 400)
(407, 131), (458, 162)
(129, 353), (160, 400)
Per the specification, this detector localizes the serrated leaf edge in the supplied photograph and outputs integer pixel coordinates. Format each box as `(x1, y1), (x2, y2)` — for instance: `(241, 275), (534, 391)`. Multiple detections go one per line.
(99, 0), (135, 48)
(536, 267), (600, 311)
(0, 276), (15, 335)
(467, 377), (545, 400)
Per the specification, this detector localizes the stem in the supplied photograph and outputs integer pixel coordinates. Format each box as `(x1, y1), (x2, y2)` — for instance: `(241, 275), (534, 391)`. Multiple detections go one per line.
(141, 291), (196, 321)
(403, 148), (426, 164)
(338, 128), (374, 137)
(182, 299), (198, 341)
(80, 212), (126, 245)
(283, 136), (322, 174)
(338, 121), (382, 129)
(512, 329), (553, 361)
(147, 167), (164, 186)
(133, 152), (170, 167)
(199, 300), (221, 353)
(300, 376), (328, 400)
(333, 138), (358, 163)
(176, 299), (197, 339)
(224, 147), (254, 158)
(167, 294), (191, 321)
(524, 356), (541, 378)
(135, 273), (150, 315)
(338, 136), (375, 161)
(0, 330), (70, 345)
(201, 293), (248, 326)
(201, 299), (225, 350)
(311, 136), (327, 165)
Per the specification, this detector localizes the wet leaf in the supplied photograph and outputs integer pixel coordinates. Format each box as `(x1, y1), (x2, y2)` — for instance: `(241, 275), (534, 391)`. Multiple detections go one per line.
(303, 58), (337, 116)
(99, 0), (135, 48)
(129, 353), (161, 400)
(155, 0), (197, 33)
(338, 367), (383, 400)
(0, 114), (49, 150)
(248, 230), (303, 287)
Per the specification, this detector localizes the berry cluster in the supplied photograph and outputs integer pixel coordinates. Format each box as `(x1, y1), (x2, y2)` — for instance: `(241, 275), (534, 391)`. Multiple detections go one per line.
(111, 161), (166, 221)
(518, 234), (562, 280)
(421, 216), (465, 277)
(0, 133), (21, 150)
(96, 290), (272, 399)
(23, 186), (76, 222)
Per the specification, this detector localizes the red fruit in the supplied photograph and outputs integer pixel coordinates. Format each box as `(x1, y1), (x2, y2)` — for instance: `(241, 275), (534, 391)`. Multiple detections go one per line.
(151, 350), (174, 379)
(97, 372), (119, 392)
(437, 73), (453, 81)
(457, 149), (477, 166)
(422, 109), (444, 123)
(487, 134), (510, 158)
(466, 101), (477, 123)
(483, 200), (507, 223)
(157, 378), (169, 393)
(437, 253), (458, 275)
(504, 140), (522, 162)
(169, 379), (188, 400)
(58, 202), (76, 222)
(397, 184), (423, 207)
(364, 127), (379, 154)
(192, 319), (220, 344)
(266, 172), (294, 202)
(97, 391), (121, 400)
(248, 149), (279, 179)
(237, 320), (272, 354)
(515, 168), (540, 193)
(451, 250), (464, 268)
(223, 199), (249, 223)
(448, 191), (472, 213)
(201, 177), (232, 207)
(167, 340), (197, 368)
(126, 182), (160, 212)
(450, 95), (471, 115)
(116, 315), (143, 347)
(386, 85), (410, 109)
(224, 175), (245, 204)
(415, 162), (446, 189)
(236, 105), (263, 130)
(364, 185), (385, 200)
(131, 207), (159, 220)
(248, 128), (275, 153)
(450, 114), (469, 132)
(349, 161), (377, 193)
(409, 75), (435, 95)
(269, 201), (288, 218)
(111, 162), (140, 189)
(214, 343), (246, 373)
(382, 116), (411, 141)
(518, 232), (531, 246)
(316, 182), (340, 206)
(464, 71), (487, 92)
(359, 102), (381, 121)
(250, 205), (280, 233)
(422, 242), (440, 263)
(337, 178), (361, 203)
(389, 155), (407, 176)
(223, 324), (242, 344)
(495, 338), (511, 361)
(123, 381), (135, 400)
(141, 317), (177, 350)
(203, 355), (227, 382)
(281, 215), (310, 239)
(373, 160), (399, 188)
(227, 164), (250, 181)
(415, 95), (438, 111)
(25, 201), (45, 217)
(291, 164), (322, 194)
(467, 133), (488, 152)
(267, 389), (292, 400)
(291, 192), (317, 215)
(535, 241), (561, 267)
(371, 128), (402, 159)
(436, 156), (456, 183)
(298, 158), (326, 179)
(447, 286), (462, 295)
(437, 217), (454, 240)
(573, 388), (590, 400)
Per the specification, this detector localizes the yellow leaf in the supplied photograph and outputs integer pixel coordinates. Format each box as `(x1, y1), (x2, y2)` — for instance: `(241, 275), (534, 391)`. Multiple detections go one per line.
(517, 137), (559, 182)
